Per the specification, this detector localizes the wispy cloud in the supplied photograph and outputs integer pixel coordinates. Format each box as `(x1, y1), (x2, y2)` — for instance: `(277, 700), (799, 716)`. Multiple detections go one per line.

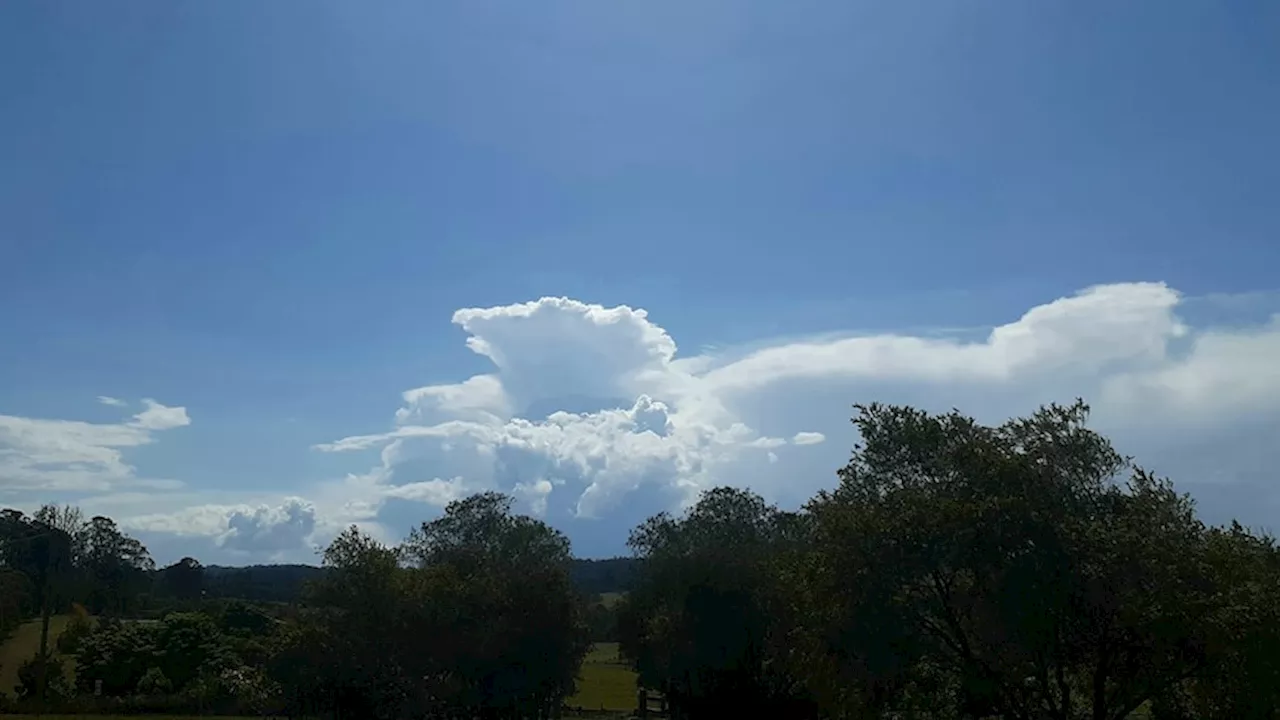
(0, 398), (190, 495)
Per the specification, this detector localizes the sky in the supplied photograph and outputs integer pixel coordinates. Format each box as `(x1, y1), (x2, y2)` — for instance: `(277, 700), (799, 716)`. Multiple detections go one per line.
(1, 1), (1279, 565)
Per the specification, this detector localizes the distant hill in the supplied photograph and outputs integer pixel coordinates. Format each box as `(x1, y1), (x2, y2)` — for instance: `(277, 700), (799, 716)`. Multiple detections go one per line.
(197, 557), (638, 604)
(202, 563), (325, 603)
(568, 557), (638, 596)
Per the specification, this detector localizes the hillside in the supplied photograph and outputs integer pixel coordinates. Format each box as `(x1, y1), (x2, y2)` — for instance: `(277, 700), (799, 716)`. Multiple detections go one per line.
(194, 557), (638, 604)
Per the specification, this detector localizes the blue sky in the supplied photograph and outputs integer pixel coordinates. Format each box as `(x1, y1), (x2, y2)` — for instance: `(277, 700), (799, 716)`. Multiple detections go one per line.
(2, 1), (1279, 565)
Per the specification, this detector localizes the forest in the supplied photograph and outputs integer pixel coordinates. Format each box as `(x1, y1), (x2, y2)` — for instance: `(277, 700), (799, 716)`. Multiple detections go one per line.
(2, 400), (1279, 719)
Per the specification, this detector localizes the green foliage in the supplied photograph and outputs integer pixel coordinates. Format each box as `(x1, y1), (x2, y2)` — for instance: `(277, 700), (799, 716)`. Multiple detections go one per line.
(585, 597), (620, 642)
(273, 493), (591, 719)
(54, 612), (92, 655)
(16, 652), (71, 700)
(781, 401), (1278, 720)
(81, 516), (154, 616)
(157, 557), (204, 601)
(0, 569), (32, 641)
(75, 618), (158, 696)
(613, 401), (1280, 720)
(135, 666), (172, 695)
(215, 598), (274, 636)
(401, 492), (593, 717)
(154, 612), (236, 690)
(619, 487), (818, 719)
(75, 612), (236, 698)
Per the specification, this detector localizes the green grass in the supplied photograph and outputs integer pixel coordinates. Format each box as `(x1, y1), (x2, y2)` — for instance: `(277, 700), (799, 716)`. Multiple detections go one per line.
(584, 641), (623, 664)
(0, 614), (75, 695)
(568, 642), (637, 712)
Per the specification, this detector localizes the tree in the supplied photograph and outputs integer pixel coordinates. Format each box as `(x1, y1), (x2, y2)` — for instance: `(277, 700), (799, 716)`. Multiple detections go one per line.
(0, 568), (32, 639)
(281, 525), (408, 719)
(82, 515), (154, 615)
(275, 494), (590, 719)
(154, 611), (237, 691)
(799, 401), (1226, 720)
(0, 507), (76, 712)
(401, 492), (592, 719)
(76, 617), (159, 696)
(1152, 523), (1280, 719)
(159, 556), (205, 601)
(618, 487), (817, 720)
(33, 504), (86, 567)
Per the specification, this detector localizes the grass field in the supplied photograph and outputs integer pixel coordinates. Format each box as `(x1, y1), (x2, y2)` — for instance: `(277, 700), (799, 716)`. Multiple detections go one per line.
(566, 642), (638, 713)
(0, 614), (76, 695)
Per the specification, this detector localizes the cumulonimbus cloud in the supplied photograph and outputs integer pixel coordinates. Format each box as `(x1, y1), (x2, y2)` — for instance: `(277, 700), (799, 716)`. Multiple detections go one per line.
(316, 282), (1280, 535)
(11, 282), (1280, 564)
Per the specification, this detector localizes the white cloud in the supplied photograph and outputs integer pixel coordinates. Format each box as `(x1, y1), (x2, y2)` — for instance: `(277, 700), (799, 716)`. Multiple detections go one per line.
(698, 282), (1184, 392)
(223, 498), (317, 555)
(513, 478), (555, 517)
(127, 497), (320, 559)
(17, 283), (1280, 565)
(129, 398), (192, 431)
(318, 283), (1280, 537)
(397, 374), (510, 424)
(1099, 316), (1280, 425)
(0, 398), (190, 495)
(97, 396), (127, 407)
(792, 432), (826, 446)
(384, 477), (476, 506)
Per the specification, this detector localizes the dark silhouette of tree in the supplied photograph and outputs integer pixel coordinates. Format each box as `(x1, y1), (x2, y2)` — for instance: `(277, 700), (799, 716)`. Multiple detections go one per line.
(275, 493), (589, 720)
(798, 401), (1252, 720)
(82, 515), (154, 615)
(159, 556), (205, 601)
(618, 487), (818, 720)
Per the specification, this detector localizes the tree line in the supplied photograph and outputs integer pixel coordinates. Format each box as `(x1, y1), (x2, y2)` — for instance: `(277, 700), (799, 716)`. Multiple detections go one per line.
(2, 400), (1278, 719)
(617, 401), (1280, 720)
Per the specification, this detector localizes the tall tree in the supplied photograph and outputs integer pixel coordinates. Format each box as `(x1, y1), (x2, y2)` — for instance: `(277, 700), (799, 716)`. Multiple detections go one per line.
(0, 507), (75, 712)
(401, 492), (591, 720)
(82, 515), (154, 615)
(34, 504), (87, 567)
(618, 487), (817, 720)
(800, 401), (1226, 720)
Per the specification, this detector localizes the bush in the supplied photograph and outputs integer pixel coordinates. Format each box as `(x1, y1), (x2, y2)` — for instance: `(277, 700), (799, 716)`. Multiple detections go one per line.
(16, 652), (72, 701)
(56, 612), (94, 654)
(219, 664), (282, 714)
(136, 666), (173, 695)
(75, 618), (156, 696)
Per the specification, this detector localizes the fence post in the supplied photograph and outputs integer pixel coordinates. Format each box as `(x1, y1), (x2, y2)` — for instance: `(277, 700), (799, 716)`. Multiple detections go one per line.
(637, 688), (648, 718)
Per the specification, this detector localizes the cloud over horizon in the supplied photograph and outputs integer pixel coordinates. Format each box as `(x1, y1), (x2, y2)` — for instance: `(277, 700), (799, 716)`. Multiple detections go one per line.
(316, 282), (1280, 547)
(4, 282), (1280, 563)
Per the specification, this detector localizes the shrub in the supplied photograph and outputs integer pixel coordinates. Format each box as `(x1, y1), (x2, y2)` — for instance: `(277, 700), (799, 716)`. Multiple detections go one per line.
(16, 652), (72, 701)
(136, 666), (173, 695)
(75, 618), (156, 696)
(56, 611), (94, 654)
